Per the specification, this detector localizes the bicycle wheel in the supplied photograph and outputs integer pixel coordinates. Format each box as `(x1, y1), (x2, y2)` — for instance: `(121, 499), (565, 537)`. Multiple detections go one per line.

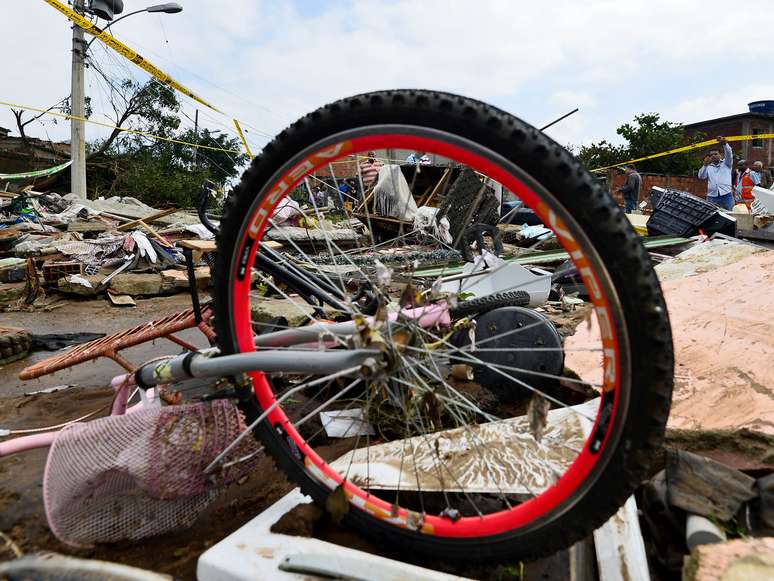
(213, 90), (673, 563)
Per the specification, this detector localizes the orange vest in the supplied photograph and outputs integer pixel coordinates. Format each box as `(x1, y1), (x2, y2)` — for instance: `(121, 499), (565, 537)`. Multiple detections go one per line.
(740, 171), (755, 202)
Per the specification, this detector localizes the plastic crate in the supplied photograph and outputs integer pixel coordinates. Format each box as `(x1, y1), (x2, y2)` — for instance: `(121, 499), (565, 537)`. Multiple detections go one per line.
(647, 190), (717, 236)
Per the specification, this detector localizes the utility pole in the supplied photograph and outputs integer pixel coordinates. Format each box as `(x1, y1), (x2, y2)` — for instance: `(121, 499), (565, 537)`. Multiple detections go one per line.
(70, 0), (87, 198)
(193, 109), (199, 165)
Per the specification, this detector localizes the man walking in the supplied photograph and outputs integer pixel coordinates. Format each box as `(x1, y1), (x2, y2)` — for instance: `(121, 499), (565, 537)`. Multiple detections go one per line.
(617, 165), (641, 213)
(698, 137), (734, 210)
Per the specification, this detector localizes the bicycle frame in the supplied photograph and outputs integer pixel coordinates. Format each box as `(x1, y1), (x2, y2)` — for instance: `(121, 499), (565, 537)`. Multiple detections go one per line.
(129, 302), (451, 389)
(0, 301), (452, 459)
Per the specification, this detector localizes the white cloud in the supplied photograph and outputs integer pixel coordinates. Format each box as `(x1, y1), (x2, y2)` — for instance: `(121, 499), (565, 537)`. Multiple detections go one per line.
(665, 84), (774, 125)
(1, 0), (771, 156)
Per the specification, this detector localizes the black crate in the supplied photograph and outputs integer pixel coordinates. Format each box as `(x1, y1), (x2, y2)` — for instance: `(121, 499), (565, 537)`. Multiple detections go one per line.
(647, 190), (717, 237)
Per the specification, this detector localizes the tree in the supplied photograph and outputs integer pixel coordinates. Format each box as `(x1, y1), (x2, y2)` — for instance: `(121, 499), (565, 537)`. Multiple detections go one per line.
(578, 113), (705, 175)
(87, 78), (181, 160)
(10, 96), (92, 156)
(86, 78), (248, 207)
(576, 140), (628, 172)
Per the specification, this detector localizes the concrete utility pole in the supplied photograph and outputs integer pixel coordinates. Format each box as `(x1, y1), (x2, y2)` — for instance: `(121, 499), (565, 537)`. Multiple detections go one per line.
(70, 0), (87, 198)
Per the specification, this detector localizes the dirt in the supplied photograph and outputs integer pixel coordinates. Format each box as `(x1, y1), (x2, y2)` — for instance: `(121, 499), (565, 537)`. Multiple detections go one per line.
(0, 383), (293, 578)
(0, 294), (209, 398)
(270, 503), (324, 537)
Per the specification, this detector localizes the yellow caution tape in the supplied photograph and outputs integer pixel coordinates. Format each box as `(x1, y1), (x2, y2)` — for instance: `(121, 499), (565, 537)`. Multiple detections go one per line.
(42, 0), (222, 113)
(233, 119), (253, 157)
(0, 99), (241, 154)
(591, 134), (774, 172)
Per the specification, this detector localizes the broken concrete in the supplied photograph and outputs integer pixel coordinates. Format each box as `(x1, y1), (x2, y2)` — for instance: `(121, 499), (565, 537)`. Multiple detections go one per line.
(66, 195), (199, 226)
(655, 238), (764, 282)
(0, 282), (26, 303)
(251, 297), (317, 327)
(683, 537), (774, 581)
(57, 275), (101, 296)
(159, 267), (210, 291)
(108, 273), (165, 297)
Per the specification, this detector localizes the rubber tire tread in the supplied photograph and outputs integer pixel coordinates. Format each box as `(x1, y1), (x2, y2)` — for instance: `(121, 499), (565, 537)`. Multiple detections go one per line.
(213, 90), (673, 564)
(449, 290), (530, 318)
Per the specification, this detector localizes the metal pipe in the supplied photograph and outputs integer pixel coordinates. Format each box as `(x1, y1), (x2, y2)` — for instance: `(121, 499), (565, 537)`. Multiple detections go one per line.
(135, 349), (379, 387)
(539, 108), (580, 132)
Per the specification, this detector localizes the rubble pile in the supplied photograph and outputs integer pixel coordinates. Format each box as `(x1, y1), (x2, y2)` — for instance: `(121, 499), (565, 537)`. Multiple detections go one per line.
(0, 190), (213, 307)
(1, 169), (773, 578)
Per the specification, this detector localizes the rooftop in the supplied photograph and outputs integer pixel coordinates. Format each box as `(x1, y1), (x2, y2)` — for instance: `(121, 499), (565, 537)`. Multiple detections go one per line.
(684, 111), (774, 128)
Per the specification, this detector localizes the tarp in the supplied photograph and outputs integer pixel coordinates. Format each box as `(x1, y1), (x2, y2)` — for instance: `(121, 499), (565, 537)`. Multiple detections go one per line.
(0, 161), (72, 181)
(373, 164), (418, 221)
(565, 244), (774, 435)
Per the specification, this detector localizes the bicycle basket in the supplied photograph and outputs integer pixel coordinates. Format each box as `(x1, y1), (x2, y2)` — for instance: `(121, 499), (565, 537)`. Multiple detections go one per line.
(43, 399), (260, 546)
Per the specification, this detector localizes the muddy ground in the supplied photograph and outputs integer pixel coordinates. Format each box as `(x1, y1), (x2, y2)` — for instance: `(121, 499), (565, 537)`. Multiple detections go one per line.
(0, 295), (580, 580)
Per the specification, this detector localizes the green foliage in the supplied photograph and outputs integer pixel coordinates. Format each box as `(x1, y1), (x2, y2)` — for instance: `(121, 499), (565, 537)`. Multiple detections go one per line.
(576, 140), (628, 171)
(106, 152), (210, 208)
(61, 95), (93, 119)
(86, 79), (248, 207)
(578, 113), (705, 175)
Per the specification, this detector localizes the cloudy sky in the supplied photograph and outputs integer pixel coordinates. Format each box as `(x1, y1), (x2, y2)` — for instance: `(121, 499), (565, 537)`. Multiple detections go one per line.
(2, 0), (773, 157)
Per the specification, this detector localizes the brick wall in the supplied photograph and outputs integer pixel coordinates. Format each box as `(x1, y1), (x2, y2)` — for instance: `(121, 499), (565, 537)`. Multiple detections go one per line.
(609, 172), (708, 206)
(314, 159), (358, 179)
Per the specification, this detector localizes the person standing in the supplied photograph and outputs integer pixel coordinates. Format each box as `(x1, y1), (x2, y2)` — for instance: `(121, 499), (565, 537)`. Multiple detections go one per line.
(733, 159), (747, 200)
(617, 165), (641, 213)
(359, 151), (383, 190)
(736, 160), (760, 209)
(698, 136), (734, 210)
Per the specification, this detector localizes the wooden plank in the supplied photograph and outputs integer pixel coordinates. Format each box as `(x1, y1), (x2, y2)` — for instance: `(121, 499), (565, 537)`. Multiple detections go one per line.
(416, 168), (450, 208)
(178, 239), (217, 252)
(116, 207), (180, 231)
(666, 449), (756, 521)
(137, 220), (172, 247)
(593, 496), (650, 581)
(355, 186), (376, 214)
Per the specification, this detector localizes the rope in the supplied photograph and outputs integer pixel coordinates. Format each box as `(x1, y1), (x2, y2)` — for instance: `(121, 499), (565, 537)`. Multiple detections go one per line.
(0, 99), (241, 154)
(590, 134), (774, 172)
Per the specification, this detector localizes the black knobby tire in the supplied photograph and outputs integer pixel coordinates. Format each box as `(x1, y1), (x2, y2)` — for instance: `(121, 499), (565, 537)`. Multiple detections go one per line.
(213, 90), (673, 564)
(449, 290), (530, 319)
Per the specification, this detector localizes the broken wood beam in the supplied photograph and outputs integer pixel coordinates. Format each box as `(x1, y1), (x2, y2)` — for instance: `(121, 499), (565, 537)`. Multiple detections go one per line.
(116, 207), (181, 231)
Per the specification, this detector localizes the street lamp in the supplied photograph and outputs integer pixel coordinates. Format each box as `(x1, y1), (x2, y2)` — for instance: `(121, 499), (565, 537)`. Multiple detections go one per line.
(85, 3), (184, 50)
(70, 2), (183, 198)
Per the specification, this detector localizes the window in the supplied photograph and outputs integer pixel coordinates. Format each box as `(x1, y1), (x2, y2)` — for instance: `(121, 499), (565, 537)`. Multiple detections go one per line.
(752, 128), (764, 148)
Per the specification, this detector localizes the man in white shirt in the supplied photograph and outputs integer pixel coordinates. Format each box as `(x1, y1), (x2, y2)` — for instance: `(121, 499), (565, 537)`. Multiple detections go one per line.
(697, 136), (734, 210)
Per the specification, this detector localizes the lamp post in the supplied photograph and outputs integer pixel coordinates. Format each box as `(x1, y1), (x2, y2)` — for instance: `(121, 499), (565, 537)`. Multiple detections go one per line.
(85, 3), (183, 51)
(69, 2), (183, 198)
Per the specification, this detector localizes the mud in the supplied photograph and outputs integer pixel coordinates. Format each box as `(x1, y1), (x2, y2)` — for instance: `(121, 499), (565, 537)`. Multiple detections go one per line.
(0, 294), (209, 398)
